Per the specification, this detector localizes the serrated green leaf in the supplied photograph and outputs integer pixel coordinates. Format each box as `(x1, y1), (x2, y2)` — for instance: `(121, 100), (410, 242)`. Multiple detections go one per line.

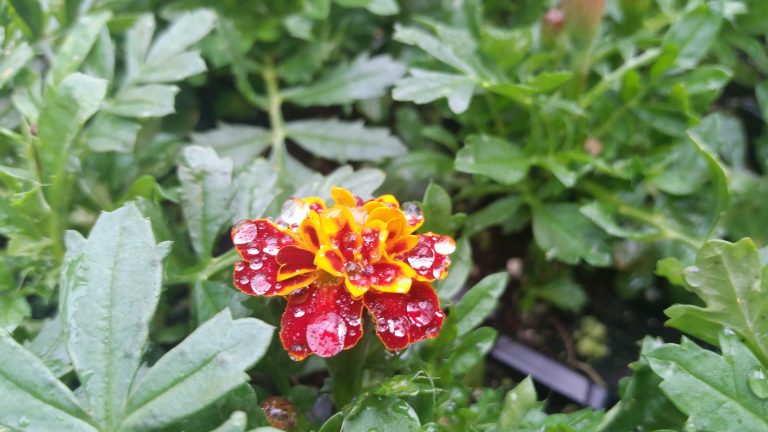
(0, 42), (33, 90)
(108, 84), (179, 118)
(393, 69), (475, 114)
(394, 25), (479, 77)
(646, 334), (768, 432)
(125, 14), (156, 81)
(663, 4), (722, 70)
(230, 158), (279, 223)
(455, 135), (529, 185)
(342, 395), (419, 432)
(449, 327), (497, 375)
(25, 315), (72, 378)
(190, 123), (271, 169)
(0, 294), (30, 332)
(122, 309), (273, 431)
(436, 237), (471, 301)
(193, 280), (249, 326)
(452, 272), (508, 337)
(285, 119), (406, 162)
(83, 114), (141, 152)
(50, 12), (112, 86)
(0, 330), (97, 431)
(666, 238), (768, 365)
(284, 55), (404, 106)
(62, 204), (168, 430)
(293, 165), (385, 202)
(178, 146), (234, 259)
(532, 202), (611, 266)
(145, 10), (217, 67)
(8, 0), (45, 39)
(141, 51), (207, 83)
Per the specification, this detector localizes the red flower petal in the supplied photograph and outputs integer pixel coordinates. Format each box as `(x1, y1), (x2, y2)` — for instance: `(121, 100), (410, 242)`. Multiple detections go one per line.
(364, 281), (445, 351)
(280, 284), (364, 360)
(396, 234), (455, 281)
(231, 220), (297, 296)
(276, 245), (316, 281)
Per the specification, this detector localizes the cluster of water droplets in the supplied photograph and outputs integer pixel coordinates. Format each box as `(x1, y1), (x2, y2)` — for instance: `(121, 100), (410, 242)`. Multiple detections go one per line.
(401, 201), (424, 227)
(233, 221), (258, 245)
(278, 198), (310, 227)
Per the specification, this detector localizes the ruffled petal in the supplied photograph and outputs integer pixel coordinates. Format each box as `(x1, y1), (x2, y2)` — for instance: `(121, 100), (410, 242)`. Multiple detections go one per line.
(369, 261), (413, 294)
(231, 220), (296, 296)
(280, 284), (364, 360)
(276, 245), (317, 281)
(315, 246), (345, 276)
(396, 233), (455, 281)
(331, 186), (357, 207)
(364, 281), (445, 350)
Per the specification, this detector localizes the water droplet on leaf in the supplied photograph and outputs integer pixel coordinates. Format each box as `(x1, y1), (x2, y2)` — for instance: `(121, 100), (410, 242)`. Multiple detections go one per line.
(749, 369), (768, 399)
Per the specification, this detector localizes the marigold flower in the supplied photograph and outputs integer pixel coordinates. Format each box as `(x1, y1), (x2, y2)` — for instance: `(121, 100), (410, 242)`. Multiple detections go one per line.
(231, 187), (455, 360)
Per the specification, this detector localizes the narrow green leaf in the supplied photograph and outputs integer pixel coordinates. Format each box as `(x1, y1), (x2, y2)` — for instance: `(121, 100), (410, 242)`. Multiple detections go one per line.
(193, 280), (249, 326)
(83, 114), (141, 152)
(140, 51), (207, 83)
(646, 334), (768, 432)
(580, 201), (662, 240)
(532, 202), (611, 266)
(285, 119), (406, 162)
(663, 4), (722, 69)
(190, 123), (271, 169)
(393, 69), (475, 113)
(283, 55), (405, 106)
(210, 411), (247, 432)
(449, 327), (497, 375)
(145, 9), (217, 66)
(420, 183), (454, 235)
(0, 294), (30, 331)
(108, 84), (179, 118)
(50, 12), (112, 85)
(8, 0), (45, 39)
(0, 42), (34, 90)
(455, 135), (529, 185)
(342, 395), (420, 432)
(124, 14), (156, 81)
(62, 204), (168, 430)
(452, 272), (508, 337)
(498, 377), (538, 429)
(687, 130), (730, 235)
(756, 81), (768, 126)
(122, 309), (274, 431)
(0, 330), (97, 431)
(394, 24), (478, 77)
(83, 27), (116, 81)
(666, 239), (768, 364)
(436, 237), (471, 301)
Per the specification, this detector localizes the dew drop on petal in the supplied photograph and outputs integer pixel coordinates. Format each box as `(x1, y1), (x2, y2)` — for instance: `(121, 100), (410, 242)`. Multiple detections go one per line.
(233, 223), (258, 244)
(434, 236), (456, 255)
(250, 273), (272, 295)
(238, 276), (250, 286)
(250, 260), (263, 271)
(263, 238), (280, 255)
(407, 300), (435, 327)
(386, 318), (407, 338)
(234, 262), (245, 271)
(247, 247), (260, 255)
(280, 199), (310, 226)
(402, 202), (423, 226)
(407, 245), (435, 270)
(293, 309), (305, 318)
(306, 312), (346, 357)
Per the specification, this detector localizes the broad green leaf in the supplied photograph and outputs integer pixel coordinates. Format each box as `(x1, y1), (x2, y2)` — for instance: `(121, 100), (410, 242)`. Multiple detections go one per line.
(283, 55), (404, 106)
(304, 0), (331, 19)
(693, 112), (747, 169)
(0, 294), (30, 331)
(449, 327), (497, 375)
(38, 73), (107, 183)
(83, 27), (116, 81)
(125, 14), (156, 81)
(393, 24), (478, 77)
(436, 237), (471, 301)
(25, 315), (72, 378)
(498, 377), (538, 429)
(107, 84), (179, 118)
(663, 4), (722, 70)
(420, 183), (455, 235)
(666, 238), (768, 364)
(342, 395), (419, 432)
(580, 201), (661, 240)
(230, 158), (279, 223)
(285, 119), (406, 162)
(83, 114), (141, 152)
(141, 51), (207, 83)
(122, 309), (273, 431)
(393, 69), (475, 114)
(193, 280), (249, 326)
(0, 330), (97, 431)
(62, 204), (169, 430)
(0, 42), (33, 89)
(50, 12), (112, 85)
(190, 123), (271, 169)
(464, 196), (524, 236)
(646, 334), (768, 432)
(655, 257), (686, 287)
(455, 135), (529, 185)
(145, 10), (217, 67)
(596, 338), (686, 432)
(527, 276), (587, 313)
(8, 0), (45, 39)
(284, 14), (313, 40)
(452, 272), (508, 337)
(178, 146), (234, 259)
(531, 202), (611, 266)
(210, 411), (247, 432)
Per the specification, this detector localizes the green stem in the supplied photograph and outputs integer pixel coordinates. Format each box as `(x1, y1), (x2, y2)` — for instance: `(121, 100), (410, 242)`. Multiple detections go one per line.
(165, 248), (240, 285)
(262, 60), (287, 176)
(326, 330), (372, 408)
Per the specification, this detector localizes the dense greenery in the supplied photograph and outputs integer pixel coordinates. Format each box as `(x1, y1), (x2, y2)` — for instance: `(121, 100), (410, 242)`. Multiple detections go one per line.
(2, 0), (768, 430)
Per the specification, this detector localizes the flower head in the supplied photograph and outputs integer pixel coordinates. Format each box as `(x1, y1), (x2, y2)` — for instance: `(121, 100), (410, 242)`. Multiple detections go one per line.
(231, 187), (454, 360)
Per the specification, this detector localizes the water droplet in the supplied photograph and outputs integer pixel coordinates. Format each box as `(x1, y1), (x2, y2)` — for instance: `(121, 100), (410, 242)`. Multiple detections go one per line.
(263, 238), (280, 255)
(249, 260), (263, 271)
(17, 416), (29, 427)
(407, 245), (435, 270)
(434, 236), (456, 255)
(723, 327), (736, 336)
(432, 267), (444, 279)
(306, 313), (346, 357)
(407, 300), (435, 327)
(233, 223), (258, 244)
(351, 207), (368, 224)
(386, 318), (407, 338)
(238, 276), (250, 285)
(251, 273), (272, 295)
(402, 202), (423, 226)
(749, 369), (768, 399)
(234, 262), (245, 271)
(246, 247), (260, 255)
(294, 309), (305, 318)
(279, 199), (310, 226)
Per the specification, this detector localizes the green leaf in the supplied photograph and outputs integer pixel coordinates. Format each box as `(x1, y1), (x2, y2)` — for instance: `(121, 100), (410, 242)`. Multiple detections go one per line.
(62, 204), (169, 430)
(108, 84), (179, 118)
(0, 42), (33, 90)
(646, 333), (768, 432)
(526, 71), (573, 92)
(498, 377), (538, 429)
(25, 315), (72, 378)
(38, 73), (107, 183)
(580, 201), (661, 241)
(663, 4), (722, 70)
(687, 130), (730, 236)
(531, 202), (611, 266)
(178, 146), (235, 259)
(342, 395), (420, 432)
(756, 81), (768, 126)
(83, 114), (141, 152)
(210, 411), (247, 432)
(50, 12), (112, 86)
(393, 69), (475, 114)
(455, 135), (529, 185)
(449, 327), (497, 375)
(666, 238), (768, 365)
(452, 272), (508, 337)
(0, 294), (30, 332)
(596, 338), (686, 432)
(283, 55), (404, 106)
(285, 119), (406, 162)
(83, 27), (116, 81)
(393, 25), (478, 77)
(190, 123), (271, 170)
(8, 0), (45, 39)
(527, 276), (587, 313)
(293, 165), (385, 201)
(420, 183), (455, 235)
(464, 196), (524, 236)
(655, 257), (686, 287)
(435, 237), (471, 301)
(122, 309), (273, 431)
(0, 330), (97, 431)
(230, 158), (279, 223)
(335, 0), (400, 15)
(145, 10), (217, 67)
(193, 280), (249, 326)
(141, 51), (207, 83)
(125, 14), (156, 81)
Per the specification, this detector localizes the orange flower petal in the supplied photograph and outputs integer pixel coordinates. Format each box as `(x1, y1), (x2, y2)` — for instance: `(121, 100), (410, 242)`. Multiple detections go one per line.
(315, 246), (345, 277)
(331, 186), (357, 207)
(370, 261), (413, 293)
(276, 245), (317, 281)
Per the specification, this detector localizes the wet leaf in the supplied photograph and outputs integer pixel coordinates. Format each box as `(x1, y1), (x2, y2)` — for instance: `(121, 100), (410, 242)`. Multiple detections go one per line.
(452, 272), (508, 337)
(285, 119), (406, 162)
(393, 69), (475, 114)
(455, 135), (529, 185)
(342, 395), (420, 432)
(531, 202), (611, 266)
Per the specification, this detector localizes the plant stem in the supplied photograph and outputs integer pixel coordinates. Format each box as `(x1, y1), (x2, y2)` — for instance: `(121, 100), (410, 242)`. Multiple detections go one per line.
(262, 60), (287, 176)
(326, 330), (372, 409)
(165, 248), (240, 285)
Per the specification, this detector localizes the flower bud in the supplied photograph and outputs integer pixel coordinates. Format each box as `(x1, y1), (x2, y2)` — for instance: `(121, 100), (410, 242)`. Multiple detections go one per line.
(541, 9), (565, 43)
(260, 396), (298, 430)
(562, 0), (606, 40)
